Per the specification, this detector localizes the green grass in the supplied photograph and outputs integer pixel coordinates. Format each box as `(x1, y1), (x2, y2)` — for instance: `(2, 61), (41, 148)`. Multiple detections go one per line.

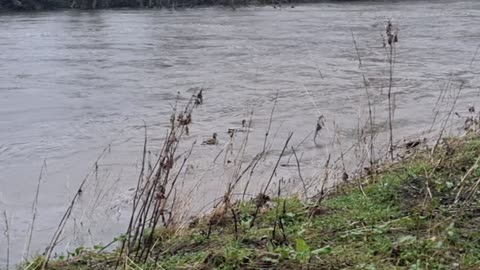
(26, 135), (480, 269)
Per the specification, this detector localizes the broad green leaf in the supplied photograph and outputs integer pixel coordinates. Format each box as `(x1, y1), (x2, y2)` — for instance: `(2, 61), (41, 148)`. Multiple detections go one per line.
(75, 246), (84, 255)
(311, 245), (332, 255)
(285, 212), (296, 218)
(295, 238), (310, 253)
(266, 242), (275, 252)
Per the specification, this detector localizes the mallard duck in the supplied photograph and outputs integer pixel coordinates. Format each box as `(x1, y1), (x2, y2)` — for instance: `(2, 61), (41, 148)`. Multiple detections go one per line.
(314, 115), (325, 143)
(202, 133), (218, 145)
(385, 20), (399, 46)
(464, 117), (475, 131)
(195, 89), (203, 105)
(404, 140), (421, 149)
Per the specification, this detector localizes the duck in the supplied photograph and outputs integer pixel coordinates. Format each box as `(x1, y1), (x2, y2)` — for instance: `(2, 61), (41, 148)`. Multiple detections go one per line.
(385, 20), (399, 46)
(314, 115), (325, 143)
(202, 133), (218, 145)
(464, 117), (475, 131)
(404, 139), (421, 149)
(195, 89), (203, 105)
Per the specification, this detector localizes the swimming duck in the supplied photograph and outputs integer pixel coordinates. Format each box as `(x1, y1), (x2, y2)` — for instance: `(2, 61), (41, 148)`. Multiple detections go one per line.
(404, 139), (421, 149)
(202, 133), (218, 145)
(314, 115), (325, 143)
(385, 20), (399, 47)
(464, 117), (475, 131)
(195, 89), (203, 105)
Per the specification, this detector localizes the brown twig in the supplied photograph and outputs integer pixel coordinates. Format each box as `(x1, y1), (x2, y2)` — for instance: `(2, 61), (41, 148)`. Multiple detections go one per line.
(387, 32), (395, 161)
(263, 132), (294, 195)
(291, 147), (308, 200)
(42, 144), (111, 269)
(2, 210), (10, 270)
(23, 159), (46, 261)
(250, 132), (293, 228)
(263, 91), (279, 152)
(431, 82), (463, 156)
(352, 30), (375, 167)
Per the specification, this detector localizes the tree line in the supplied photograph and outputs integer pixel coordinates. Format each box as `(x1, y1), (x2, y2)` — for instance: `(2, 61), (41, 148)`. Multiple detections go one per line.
(0, 0), (303, 10)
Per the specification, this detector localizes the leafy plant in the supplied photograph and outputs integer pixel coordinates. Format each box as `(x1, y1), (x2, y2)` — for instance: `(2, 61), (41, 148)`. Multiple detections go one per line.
(293, 238), (332, 263)
(223, 244), (253, 269)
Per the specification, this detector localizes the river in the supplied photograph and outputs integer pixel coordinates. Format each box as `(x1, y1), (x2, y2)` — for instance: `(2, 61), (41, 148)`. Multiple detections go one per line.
(1, 1), (479, 266)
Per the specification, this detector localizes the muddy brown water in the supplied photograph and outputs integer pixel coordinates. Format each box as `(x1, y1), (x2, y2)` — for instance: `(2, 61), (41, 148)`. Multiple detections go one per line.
(1, 1), (479, 266)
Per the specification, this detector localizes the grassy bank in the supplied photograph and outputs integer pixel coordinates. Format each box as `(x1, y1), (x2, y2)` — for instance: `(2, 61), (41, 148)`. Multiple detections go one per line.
(23, 133), (480, 269)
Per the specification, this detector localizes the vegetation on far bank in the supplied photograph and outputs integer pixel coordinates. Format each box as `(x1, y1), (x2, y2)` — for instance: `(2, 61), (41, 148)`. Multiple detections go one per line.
(23, 134), (480, 269)
(0, 0), (322, 12)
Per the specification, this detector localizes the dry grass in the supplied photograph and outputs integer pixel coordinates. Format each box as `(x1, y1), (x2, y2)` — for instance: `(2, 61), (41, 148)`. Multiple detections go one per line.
(27, 134), (480, 270)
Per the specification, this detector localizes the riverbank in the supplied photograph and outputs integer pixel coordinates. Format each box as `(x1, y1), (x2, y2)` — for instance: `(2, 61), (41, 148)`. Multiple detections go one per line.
(22, 133), (480, 269)
(0, 0), (321, 11)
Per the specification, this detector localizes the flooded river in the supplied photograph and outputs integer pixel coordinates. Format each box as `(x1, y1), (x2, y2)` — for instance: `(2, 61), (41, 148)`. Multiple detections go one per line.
(1, 1), (479, 266)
